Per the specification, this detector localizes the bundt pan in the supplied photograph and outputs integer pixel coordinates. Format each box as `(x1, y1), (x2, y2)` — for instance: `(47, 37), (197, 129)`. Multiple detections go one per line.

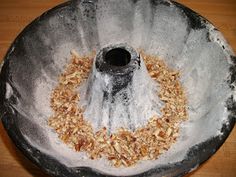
(0, 0), (235, 177)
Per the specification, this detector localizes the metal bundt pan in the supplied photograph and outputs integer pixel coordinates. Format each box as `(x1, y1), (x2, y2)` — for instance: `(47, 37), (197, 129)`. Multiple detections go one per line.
(0, 0), (235, 176)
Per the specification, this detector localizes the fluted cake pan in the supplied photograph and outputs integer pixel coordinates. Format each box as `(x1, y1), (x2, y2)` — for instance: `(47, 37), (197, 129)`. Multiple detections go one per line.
(0, 0), (235, 177)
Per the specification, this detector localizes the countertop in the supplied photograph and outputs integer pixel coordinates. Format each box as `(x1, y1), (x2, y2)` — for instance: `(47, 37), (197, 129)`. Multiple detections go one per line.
(0, 0), (235, 177)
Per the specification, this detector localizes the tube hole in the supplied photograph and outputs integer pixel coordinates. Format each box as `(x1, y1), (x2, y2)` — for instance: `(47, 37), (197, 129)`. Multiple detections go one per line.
(105, 48), (131, 66)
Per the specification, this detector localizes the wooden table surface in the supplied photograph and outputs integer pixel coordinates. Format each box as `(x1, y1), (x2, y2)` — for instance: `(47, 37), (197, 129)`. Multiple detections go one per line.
(0, 0), (235, 177)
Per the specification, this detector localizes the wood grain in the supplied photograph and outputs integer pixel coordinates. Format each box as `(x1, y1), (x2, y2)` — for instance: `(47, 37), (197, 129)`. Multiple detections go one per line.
(0, 0), (235, 177)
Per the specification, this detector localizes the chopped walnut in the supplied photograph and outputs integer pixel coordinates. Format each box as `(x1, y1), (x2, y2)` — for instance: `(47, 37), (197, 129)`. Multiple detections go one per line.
(48, 50), (188, 167)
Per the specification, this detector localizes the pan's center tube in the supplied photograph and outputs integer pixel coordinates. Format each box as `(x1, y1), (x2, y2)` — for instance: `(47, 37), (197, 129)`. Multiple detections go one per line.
(80, 44), (162, 133)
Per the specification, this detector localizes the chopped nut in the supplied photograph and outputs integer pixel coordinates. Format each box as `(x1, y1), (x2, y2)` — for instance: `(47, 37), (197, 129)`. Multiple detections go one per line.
(113, 142), (122, 154)
(48, 50), (188, 167)
(166, 127), (172, 137)
(140, 145), (148, 156)
(153, 129), (160, 138)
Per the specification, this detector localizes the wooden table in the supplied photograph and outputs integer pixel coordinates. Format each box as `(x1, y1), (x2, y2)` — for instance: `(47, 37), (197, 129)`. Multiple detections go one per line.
(0, 0), (235, 177)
